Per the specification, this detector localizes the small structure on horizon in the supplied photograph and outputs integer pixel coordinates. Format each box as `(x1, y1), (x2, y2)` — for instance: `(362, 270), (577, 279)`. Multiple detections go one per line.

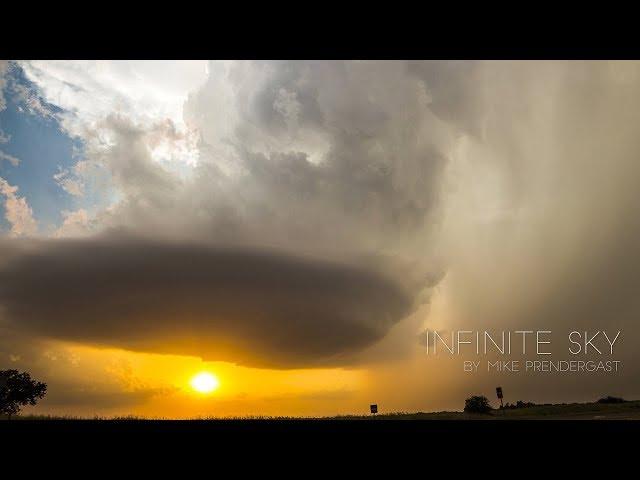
(370, 404), (378, 415)
(496, 386), (504, 408)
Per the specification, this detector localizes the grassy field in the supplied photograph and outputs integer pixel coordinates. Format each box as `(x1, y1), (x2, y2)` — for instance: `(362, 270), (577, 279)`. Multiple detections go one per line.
(3, 400), (640, 421)
(331, 400), (640, 420)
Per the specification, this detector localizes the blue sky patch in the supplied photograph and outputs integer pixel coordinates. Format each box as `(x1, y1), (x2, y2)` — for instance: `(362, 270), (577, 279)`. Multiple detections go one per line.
(0, 63), (84, 234)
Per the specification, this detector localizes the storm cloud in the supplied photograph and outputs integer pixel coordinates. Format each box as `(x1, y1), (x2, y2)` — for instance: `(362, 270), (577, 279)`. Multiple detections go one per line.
(0, 236), (417, 368)
(6, 61), (640, 412)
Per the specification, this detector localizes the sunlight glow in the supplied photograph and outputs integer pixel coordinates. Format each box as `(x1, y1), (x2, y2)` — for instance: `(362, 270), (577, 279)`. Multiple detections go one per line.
(190, 372), (220, 394)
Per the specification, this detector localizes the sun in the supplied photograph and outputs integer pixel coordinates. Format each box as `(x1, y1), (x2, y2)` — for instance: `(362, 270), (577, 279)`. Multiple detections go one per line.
(190, 372), (220, 394)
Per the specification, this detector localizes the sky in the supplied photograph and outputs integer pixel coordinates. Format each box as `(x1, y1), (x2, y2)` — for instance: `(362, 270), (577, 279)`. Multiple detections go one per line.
(0, 60), (639, 417)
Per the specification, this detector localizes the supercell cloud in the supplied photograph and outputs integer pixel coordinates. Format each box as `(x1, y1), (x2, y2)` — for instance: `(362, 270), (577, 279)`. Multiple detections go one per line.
(0, 236), (416, 368)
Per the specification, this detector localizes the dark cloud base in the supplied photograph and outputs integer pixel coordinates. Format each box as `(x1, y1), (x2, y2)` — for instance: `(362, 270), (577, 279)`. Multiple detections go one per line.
(0, 236), (415, 368)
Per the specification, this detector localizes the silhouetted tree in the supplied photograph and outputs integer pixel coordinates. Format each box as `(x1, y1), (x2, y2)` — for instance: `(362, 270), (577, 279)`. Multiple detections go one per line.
(464, 395), (492, 414)
(597, 396), (626, 404)
(0, 370), (47, 419)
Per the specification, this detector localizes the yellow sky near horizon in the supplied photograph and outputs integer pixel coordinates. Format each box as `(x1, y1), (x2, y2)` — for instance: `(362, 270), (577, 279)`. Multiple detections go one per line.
(14, 310), (469, 419)
(18, 341), (372, 418)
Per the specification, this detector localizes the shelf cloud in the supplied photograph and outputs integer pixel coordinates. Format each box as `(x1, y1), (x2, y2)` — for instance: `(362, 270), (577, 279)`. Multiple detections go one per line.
(0, 236), (419, 368)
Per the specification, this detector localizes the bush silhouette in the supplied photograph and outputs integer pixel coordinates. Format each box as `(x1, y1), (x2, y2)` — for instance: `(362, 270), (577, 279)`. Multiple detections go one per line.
(0, 369), (47, 419)
(597, 396), (626, 404)
(464, 395), (492, 413)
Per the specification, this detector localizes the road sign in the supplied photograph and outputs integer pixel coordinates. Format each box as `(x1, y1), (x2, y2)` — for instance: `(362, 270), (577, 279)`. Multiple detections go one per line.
(496, 387), (504, 409)
(370, 404), (378, 414)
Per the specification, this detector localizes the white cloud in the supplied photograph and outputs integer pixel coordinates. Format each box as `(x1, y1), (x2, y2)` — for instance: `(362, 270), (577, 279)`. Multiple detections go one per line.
(20, 60), (207, 142)
(11, 81), (55, 118)
(53, 168), (84, 196)
(53, 208), (92, 238)
(19, 60), (208, 212)
(0, 177), (37, 236)
(0, 150), (19, 166)
(17, 61), (450, 285)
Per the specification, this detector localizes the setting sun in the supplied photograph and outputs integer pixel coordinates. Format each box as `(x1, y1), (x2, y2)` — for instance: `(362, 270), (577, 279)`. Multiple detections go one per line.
(190, 372), (220, 394)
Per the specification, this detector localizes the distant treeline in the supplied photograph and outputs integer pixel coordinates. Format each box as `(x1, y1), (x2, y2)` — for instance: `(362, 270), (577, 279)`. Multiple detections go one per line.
(500, 400), (537, 409)
(500, 396), (627, 410)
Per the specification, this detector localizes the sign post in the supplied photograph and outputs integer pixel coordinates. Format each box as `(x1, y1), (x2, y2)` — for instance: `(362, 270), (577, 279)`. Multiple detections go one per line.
(496, 386), (504, 409)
